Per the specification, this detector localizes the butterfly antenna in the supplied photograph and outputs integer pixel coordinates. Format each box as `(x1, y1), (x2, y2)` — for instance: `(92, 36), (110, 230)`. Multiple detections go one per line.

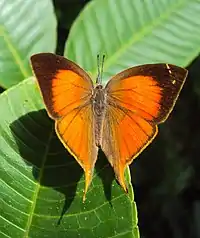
(100, 54), (105, 84)
(96, 54), (105, 84)
(96, 54), (100, 84)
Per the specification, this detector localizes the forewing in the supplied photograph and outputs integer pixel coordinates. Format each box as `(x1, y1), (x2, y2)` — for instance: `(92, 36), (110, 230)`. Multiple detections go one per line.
(105, 64), (188, 123)
(31, 53), (97, 197)
(102, 64), (187, 191)
(30, 53), (93, 119)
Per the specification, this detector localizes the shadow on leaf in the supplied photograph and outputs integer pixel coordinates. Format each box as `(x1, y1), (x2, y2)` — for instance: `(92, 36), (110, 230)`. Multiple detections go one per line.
(10, 109), (115, 223)
(95, 149), (115, 205)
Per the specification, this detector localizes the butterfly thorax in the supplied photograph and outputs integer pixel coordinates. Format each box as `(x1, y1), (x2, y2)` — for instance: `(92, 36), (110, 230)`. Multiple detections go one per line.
(92, 84), (107, 146)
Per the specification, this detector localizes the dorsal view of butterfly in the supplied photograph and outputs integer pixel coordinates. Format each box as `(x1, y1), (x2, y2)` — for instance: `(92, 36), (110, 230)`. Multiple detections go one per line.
(30, 53), (188, 200)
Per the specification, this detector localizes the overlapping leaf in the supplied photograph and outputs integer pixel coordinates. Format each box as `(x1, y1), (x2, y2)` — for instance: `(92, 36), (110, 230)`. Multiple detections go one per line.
(0, 78), (139, 237)
(65, 0), (200, 83)
(0, 0), (57, 88)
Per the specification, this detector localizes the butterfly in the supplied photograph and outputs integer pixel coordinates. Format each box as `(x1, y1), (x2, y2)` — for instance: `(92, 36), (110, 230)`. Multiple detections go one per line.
(30, 53), (188, 200)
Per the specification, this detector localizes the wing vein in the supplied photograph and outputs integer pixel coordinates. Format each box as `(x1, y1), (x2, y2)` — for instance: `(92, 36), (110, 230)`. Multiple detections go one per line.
(52, 82), (90, 91)
(121, 129), (131, 158)
(52, 95), (90, 114)
(110, 88), (162, 105)
(110, 103), (152, 139)
(108, 95), (155, 119)
(60, 105), (87, 137)
(52, 86), (90, 97)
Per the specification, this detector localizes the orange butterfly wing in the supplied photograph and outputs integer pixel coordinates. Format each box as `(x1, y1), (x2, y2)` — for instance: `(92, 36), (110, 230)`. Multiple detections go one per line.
(101, 64), (188, 191)
(30, 53), (98, 197)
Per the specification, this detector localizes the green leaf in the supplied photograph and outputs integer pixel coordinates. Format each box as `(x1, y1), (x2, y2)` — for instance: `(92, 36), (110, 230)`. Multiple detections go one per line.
(65, 0), (200, 83)
(0, 0), (57, 89)
(0, 78), (139, 237)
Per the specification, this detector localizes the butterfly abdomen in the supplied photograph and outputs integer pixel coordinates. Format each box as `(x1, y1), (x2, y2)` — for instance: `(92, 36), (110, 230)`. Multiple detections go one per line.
(92, 85), (107, 146)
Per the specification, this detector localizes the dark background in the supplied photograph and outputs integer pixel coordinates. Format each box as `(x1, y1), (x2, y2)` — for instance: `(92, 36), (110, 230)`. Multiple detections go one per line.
(3, 0), (200, 237)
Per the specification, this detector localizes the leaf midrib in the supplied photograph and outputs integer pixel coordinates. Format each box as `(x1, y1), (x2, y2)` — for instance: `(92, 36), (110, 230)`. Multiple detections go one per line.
(24, 127), (54, 237)
(0, 26), (30, 80)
